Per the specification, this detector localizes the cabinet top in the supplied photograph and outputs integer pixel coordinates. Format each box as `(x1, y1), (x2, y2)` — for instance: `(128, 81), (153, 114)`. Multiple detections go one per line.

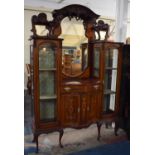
(89, 40), (124, 45)
(62, 79), (101, 86)
(30, 36), (64, 41)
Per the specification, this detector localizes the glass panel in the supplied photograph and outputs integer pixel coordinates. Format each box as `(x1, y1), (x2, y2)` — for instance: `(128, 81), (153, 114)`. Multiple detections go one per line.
(40, 99), (56, 121)
(104, 70), (117, 92)
(38, 43), (57, 122)
(103, 94), (115, 113)
(105, 49), (118, 68)
(39, 72), (56, 97)
(103, 48), (118, 114)
(39, 44), (56, 69)
(93, 47), (100, 77)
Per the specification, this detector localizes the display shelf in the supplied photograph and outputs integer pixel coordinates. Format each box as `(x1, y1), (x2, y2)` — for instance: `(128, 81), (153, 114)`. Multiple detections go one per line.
(40, 95), (57, 100)
(105, 67), (117, 70)
(39, 68), (56, 71)
(104, 89), (116, 95)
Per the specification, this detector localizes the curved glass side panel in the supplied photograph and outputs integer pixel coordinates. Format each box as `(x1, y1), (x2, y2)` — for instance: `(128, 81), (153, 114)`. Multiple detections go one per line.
(103, 48), (118, 114)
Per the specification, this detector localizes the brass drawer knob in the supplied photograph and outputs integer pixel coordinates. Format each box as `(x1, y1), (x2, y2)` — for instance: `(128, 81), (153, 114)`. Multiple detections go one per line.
(78, 107), (80, 113)
(93, 85), (99, 90)
(87, 107), (90, 111)
(64, 87), (71, 92)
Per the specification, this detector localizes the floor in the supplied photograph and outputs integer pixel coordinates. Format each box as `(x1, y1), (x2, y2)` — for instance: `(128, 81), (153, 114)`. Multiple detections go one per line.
(24, 90), (128, 155)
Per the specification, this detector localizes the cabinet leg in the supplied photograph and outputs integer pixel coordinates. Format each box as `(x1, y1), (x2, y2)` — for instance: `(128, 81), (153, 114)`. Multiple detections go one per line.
(97, 122), (102, 141)
(32, 133), (36, 142)
(59, 129), (64, 148)
(114, 119), (119, 136)
(105, 122), (109, 128)
(35, 134), (39, 153)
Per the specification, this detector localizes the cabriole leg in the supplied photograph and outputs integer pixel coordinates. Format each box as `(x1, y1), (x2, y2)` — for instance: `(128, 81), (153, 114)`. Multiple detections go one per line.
(59, 129), (64, 148)
(35, 134), (39, 153)
(32, 133), (36, 142)
(97, 122), (102, 141)
(114, 119), (119, 136)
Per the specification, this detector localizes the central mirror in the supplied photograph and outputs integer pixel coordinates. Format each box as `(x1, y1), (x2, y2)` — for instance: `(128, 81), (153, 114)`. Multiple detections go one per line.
(60, 18), (88, 77)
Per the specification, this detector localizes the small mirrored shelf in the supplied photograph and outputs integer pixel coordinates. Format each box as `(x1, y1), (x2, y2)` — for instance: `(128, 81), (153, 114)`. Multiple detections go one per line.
(40, 95), (57, 100)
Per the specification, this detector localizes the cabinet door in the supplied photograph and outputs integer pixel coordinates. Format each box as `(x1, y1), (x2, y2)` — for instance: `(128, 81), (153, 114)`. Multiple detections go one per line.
(103, 45), (122, 115)
(80, 95), (89, 124)
(37, 42), (58, 126)
(87, 92), (102, 122)
(62, 94), (80, 126)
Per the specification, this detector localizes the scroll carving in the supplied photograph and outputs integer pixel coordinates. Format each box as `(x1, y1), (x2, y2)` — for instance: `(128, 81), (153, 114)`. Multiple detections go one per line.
(93, 20), (109, 40)
(31, 4), (109, 41)
(52, 4), (99, 22)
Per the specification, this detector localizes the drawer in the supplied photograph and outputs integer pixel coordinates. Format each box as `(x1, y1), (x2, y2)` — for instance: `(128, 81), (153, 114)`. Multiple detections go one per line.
(61, 85), (87, 93)
(88, 84), (102, 92)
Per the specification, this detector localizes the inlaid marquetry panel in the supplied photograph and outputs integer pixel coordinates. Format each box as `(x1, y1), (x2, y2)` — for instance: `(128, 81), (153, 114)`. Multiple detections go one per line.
(80, 95), (89, 124)
(88, 92), (102, 122)
(62, 94), (80, 126)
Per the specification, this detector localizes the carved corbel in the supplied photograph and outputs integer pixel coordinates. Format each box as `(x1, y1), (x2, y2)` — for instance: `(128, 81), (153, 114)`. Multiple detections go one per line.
(93, 20), (109, 40)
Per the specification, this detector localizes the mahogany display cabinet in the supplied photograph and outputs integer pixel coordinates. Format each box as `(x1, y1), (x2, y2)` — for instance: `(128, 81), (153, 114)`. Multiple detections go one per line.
(29, 4), (125, 153)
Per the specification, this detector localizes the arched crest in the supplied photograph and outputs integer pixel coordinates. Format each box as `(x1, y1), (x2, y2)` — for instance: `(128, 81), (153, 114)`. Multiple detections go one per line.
(31, 4), (109, 41)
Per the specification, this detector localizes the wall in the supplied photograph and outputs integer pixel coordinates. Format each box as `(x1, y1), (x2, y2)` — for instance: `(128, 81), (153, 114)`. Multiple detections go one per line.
(115, 0), (130, 42)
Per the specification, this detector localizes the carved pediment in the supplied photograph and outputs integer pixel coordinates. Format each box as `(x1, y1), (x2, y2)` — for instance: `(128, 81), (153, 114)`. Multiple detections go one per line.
(52, 4), (100, 22)
(30, 4), (109, 41)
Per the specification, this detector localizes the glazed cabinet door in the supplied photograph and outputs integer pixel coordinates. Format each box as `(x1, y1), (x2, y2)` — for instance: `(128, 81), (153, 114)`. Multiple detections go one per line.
(34, 40), (61, 129)
(102, 44), (122, 115)
(61, 94), (80, 126)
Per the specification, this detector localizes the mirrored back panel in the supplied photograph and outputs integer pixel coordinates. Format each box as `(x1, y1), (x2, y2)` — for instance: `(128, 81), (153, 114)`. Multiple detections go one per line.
(60, 18), (88, 77)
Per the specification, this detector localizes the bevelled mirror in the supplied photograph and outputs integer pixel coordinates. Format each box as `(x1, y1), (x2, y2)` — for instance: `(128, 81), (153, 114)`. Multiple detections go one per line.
(60, 18), (88, 77)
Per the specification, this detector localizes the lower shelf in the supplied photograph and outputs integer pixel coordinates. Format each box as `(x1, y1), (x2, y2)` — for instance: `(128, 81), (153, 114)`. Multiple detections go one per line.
(103, 109), (115, 114)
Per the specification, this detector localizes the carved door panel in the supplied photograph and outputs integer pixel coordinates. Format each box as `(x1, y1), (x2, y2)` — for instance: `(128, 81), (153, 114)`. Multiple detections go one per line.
(87, 93), (102, 122)
(80, 95), (89, 124)
(62, 94), (80, 126)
